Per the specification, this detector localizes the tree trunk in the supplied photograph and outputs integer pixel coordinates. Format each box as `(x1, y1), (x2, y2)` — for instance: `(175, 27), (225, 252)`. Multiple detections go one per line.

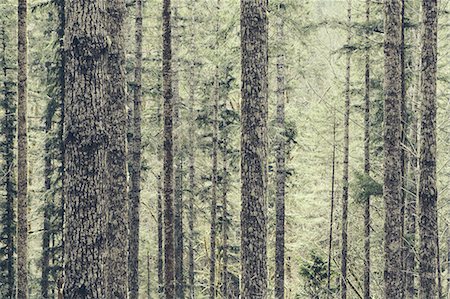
(383, 0), (405, 298)
(106, 0), (128, 297)
(240, 0), (268, 298)
(275, 3), (286, 299)
(157, 173), (164, 298)
(1, 19), (16, 299)
(17, 0), (28, 297)
(418, 0), (438, 298)
(221, 139), (228, 298)
(63, 0), (109, 296)
(327, 109), (336, 299)
(363, 0), (371, 298)
(129, 0), (143, 297)
(341, 2), (351, 298)
(162, 0), (175, 297)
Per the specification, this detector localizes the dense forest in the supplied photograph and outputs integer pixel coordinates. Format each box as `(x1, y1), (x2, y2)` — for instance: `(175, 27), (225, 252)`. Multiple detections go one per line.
(0, 0), (449, 298)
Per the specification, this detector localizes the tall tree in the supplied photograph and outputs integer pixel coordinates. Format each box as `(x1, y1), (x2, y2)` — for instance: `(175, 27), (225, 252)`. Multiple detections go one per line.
(17, 0), (28, 296)
(275, 3), (286, 299)
(0, 16), (16, 299)
(63, 0), (109, 296)
(418, 0), (438, 297)
(157, 173), (164, 297)
(129, 0), (143, 297)
(162, 0), (175, 297)
(383, 0), (404, 297)
(340, 1), (351, 298)
(106, 0), (128, 297)
(240, 0), (268, 297)
(363, 0), (371, 298)
(327, 107), (336, 299)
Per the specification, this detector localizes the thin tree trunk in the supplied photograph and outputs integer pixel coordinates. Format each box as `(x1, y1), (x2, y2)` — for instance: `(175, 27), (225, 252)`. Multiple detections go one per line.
(327, 109), (336, 299)
(129, 0), (143, 297)
(162, 0), (175, 297)
(1, 19), (16, 299)
(222, 140), (228, 298)
(63, 0), (109, 296)
(341, 1), (351, 298)
(363, 0), (371, 298)
(240, 0), (268, 297)
(157, 172), (164, 298)
(384, 0), (406, 297)
(106, 0), (128, 297)
(275, 3), (286, 298)
(17, 0), (28, 297)
(418, 0), (438, 298)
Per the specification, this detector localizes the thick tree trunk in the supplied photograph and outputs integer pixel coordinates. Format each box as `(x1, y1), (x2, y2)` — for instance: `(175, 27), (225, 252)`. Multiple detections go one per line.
(162, 0), (175, 297)
(275, 3), (286, 299)
(240, 0), (268, 298)
(383, 0), (404, 298)
(363, 0), (371, 298)
(418, 0), (438, 298)
(106, 0), (129, 297)
(129, 0), (143, 297)
(17, 0), (28, 297)
(341, 2), (351, 298)
(63, 0), (109, 296)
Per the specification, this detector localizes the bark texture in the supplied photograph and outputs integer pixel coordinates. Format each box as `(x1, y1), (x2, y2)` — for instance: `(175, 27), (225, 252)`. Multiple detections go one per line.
(63, 0), (109, 297)
(275, 4), (286, 299)
(129, 0), (143, 297)
(383, 0), (404, 298)
(17, 0), (28, 297)
(418, 0), (438, 297)
(240, 0), (268, 297)
(341, 2), (351, 298)
(163, 0), (175, 297)
(106, 0), (129, 297)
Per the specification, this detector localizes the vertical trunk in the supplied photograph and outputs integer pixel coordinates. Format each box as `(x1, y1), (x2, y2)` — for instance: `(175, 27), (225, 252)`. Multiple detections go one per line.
(327, 109), (336, 299)
(221, 140), (228, 298)
(129, 0), (143, 297)
(106, 0), (129, 297)
(1, 19), (16, 299)
(341, 1), (351, 298)
(383, 0), (405, 297)
(275, 3), (286, 299)
(63, 0), (109, 296)
(418, 0), (438, 298)
(162, 0), (175, 297)
(17, 0), (28, 297)
(363, 0), (371, 298)
(157, 173), (164, 297)
(240, 0), (268, 297)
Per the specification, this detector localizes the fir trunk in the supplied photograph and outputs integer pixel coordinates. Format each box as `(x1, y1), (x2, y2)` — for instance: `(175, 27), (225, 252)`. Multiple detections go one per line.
(341, 2), (351, 298)
(63, 0), (109, 296)
(17, 0), (28, 297)
(106, 0), (128, 297)
(418, 0), (438, 297)
(129, 0), (143, 297)
(383, 0), (404, 297)
(240, 0), (268, 297)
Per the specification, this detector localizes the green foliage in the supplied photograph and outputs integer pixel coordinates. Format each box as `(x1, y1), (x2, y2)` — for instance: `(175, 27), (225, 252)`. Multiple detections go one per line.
(299, 252), (330, 299)
(351, 170), (383, 204)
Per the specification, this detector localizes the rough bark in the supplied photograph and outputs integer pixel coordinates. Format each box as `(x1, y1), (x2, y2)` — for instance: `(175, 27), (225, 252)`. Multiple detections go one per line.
(240, 0), (268, 297)
(275, 3), (286, 298)
(363, 0), (371, 298)
(341, 2), (351, 298)
(63, 0), (109, 296)
(129, 0), (143, 297)
(383, 0), (404, 298)
(163, 0), (175, 297)
(418, 2), (438, 297)
(17, 0), (28, 297)
(106, 0), (129, 297)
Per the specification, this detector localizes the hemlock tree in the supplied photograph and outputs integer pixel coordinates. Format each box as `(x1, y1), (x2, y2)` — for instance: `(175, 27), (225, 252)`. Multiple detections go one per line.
(106, 0), (128, 297)
(240, 0), (268, 298)
(17, 0), (28, 297)
(383, 0), (404, 298)
(418, 0), (438, 297)
(63, 0), (108, 296)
